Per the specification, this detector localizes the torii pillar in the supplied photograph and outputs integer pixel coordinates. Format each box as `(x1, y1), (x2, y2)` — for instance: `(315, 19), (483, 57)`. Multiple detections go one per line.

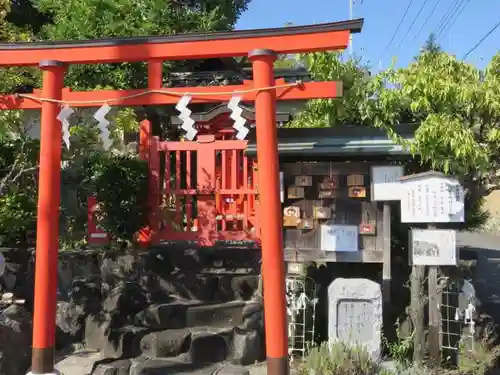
(30, 60), (66, 375)
(249, 49), (289, 374)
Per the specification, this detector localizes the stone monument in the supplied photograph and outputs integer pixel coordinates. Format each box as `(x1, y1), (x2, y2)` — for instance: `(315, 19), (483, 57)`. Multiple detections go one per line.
(328, 278), (382, 360)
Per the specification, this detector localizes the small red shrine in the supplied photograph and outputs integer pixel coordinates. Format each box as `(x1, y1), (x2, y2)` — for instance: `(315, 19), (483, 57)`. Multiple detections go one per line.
(88, 101), (293, 246)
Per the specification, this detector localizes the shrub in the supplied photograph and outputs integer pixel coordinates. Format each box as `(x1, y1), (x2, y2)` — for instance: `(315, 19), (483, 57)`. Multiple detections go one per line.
(300, 342), (380, 375)
(80, 151), (149, 246)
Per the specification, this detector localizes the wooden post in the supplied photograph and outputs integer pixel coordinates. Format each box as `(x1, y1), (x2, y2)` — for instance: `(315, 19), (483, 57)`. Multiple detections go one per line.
(196, 135), (218, 247)
(249, 48), (289, 375)
(31, 60), (65, 375)
(139, 60), (163, 245)
(428, 223), (441, 367)
(139, 60), (163, 160)
(428, 264), (440, 366)
(411, 264), (426, 364)
(382, 203), (391, 303)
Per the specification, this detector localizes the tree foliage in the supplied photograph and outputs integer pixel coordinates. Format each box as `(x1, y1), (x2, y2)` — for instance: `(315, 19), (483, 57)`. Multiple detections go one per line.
(295, 49), (500, 187)
(288, 52), (372, 127)
(35, 0), (251, 90)
(0, 138), (39, 247)
(292, 48), (500, 228)
(0, 0), (251, 248)
(421, 33), (441, 55)
(373, 51), (500, 182)
(78, 152), (149, 245)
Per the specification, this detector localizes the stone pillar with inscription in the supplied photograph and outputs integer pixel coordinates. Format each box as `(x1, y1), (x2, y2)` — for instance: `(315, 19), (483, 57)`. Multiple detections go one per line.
(328, 278), (382, 361)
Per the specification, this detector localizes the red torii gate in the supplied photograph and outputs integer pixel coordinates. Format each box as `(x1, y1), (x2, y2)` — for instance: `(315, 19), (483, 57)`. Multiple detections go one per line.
(0, 19), (363, 375)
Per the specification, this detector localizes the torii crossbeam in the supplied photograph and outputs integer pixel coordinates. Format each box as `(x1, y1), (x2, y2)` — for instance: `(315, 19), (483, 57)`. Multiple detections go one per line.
(0, 19), (363, 375)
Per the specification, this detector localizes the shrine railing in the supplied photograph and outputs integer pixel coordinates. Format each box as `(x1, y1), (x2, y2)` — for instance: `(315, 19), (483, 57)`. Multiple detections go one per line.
(150, 135), (260, 246)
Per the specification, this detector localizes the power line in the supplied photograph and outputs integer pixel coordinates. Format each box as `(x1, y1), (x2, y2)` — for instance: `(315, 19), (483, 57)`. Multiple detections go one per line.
(378, 0), (414, 61)
(437, 0), (470, 40)
(433, 0), (461, 37)
(412, 0), (444, 42)
(433, 0), (460, 36)
(441, 0), (470, 37)
(463, 20), (500, 59)
(394, 0), (432, 52)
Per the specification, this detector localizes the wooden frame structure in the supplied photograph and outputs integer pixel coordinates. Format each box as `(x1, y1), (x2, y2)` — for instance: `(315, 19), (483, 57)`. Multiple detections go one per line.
(0, 19), (363, 375)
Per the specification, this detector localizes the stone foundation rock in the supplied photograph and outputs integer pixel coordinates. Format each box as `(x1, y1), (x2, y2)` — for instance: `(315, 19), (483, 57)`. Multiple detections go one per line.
(56, 301), (87, 349)
(0, 305), (32, 375)
(139, 328), (191, 358)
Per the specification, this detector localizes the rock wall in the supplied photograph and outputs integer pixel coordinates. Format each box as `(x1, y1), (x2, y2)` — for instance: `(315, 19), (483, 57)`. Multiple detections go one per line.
(0, 246), (265, 375)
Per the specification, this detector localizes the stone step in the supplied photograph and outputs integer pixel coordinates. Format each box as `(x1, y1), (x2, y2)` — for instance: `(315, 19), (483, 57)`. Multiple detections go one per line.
(93, 356), (250, 375)
(186, 301), (247, 328)
(85, 316), (150, 359)
(133, 300), (262, 331)
(139, 325), (262, 366)
(134, 300), (202, 330)
(85, 301), (264, 362)
(86, 322), (263, 365)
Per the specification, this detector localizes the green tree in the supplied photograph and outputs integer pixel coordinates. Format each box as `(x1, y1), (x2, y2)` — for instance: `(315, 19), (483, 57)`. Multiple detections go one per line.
(293, 48), (500, 187)
(0, 0), (252, 248)
(0, 138), (39, 247)
(0, 1), (44, 247)
(288, 52), (372, 127)
(292, 48), (500, 227)
(35, 0), (251, 90)
(421, 33), (441, 54)
(371, 52), (500, 181)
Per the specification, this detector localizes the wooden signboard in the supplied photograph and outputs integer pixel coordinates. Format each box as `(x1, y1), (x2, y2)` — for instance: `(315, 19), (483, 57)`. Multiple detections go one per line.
(295, 175), (313, 187)
(283, 206), (301, 227)
(370, 165), (404, 201)
(409, 229), (458, 266)
(348, 186), (366, 198)
(297, 218), (315, 230)
(359, 223), (376, 235)
(347, 174), (364, 186)
(320, 224), (359, 252)
(400, 172), (465, 223)
(319, 190), (336, 198)
(313, 206), (332, 219)
(287, 186), (305, 199)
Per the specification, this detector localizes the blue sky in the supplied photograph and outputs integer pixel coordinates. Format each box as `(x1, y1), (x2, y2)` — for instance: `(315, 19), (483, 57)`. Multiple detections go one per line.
(236, 0), (499, 72)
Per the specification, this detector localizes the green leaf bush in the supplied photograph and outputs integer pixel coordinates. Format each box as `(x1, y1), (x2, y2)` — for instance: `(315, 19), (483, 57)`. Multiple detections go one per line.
(80, 151), (149, 246)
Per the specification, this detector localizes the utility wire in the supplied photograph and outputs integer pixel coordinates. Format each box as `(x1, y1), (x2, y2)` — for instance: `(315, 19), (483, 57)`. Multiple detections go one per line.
(437, 0), (470, 40)
(434, 0), (460, 35)
(412, 0), (444, 42)
(433, 0), (461, 37)
(378, 0), (414, 62)
(463, 20), (500, 60)
(394, 0), (432, 52)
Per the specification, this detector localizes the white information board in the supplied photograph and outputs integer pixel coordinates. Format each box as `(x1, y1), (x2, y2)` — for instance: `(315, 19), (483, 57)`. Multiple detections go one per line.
(370, 165), (404, 201)
(400, 175), (464, 223)
(320, 224), (358, 252)
(410, 229), (457, 266)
